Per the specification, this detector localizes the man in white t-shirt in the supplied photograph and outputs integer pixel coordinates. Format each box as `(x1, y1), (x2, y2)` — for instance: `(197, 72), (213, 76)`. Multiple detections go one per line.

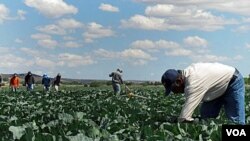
(161, 62), (245, 125)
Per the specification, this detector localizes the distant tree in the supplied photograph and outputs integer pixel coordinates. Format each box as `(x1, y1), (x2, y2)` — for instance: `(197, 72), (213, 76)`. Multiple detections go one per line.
(106, 81), (112, 86)
(89, 81), (102, 87)
(248, 74), (250, 85)
(125, 81), (133, 86)
(3, 77), (8, 82)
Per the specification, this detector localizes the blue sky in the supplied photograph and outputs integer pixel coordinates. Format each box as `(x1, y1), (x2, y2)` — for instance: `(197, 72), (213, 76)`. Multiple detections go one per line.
(1, 0), (250, 81)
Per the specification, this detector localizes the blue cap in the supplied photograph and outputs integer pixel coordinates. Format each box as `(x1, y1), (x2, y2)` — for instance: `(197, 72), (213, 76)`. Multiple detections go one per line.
(161, 69), (179, 96)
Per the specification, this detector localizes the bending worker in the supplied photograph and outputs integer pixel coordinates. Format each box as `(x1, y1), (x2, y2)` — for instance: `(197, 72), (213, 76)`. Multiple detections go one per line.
(161, 62), (245, 125)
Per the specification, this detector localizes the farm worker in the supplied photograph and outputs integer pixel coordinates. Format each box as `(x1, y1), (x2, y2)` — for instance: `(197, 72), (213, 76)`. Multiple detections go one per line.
(161, 62), (245, 125)
(53, 73), (61, 92)
(42, 73), (51, 91)
(0, 74), (2, 87)
(109, 68), (123, 95)
(24, 71), (35, 91)
(9, 73), (20, 92)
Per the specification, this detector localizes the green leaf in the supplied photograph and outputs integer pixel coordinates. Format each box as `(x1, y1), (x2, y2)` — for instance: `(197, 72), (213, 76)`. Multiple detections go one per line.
(9, 126), (26, 140)
(66, 133), (93, 141)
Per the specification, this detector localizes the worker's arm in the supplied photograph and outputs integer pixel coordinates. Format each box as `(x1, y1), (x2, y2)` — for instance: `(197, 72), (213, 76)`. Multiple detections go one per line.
(178, 88), (206, 122)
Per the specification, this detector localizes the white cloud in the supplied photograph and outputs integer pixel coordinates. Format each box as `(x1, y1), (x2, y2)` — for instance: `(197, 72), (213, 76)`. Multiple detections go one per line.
(83, 22), (115, 43)
(184, 36), (208, 47)
(63, 36), (75, 41)
(192, 54), (229, 62)
(20, 47), (43, 57)
(58, 53), (95, 67)
(31, 33), (51, 40)
(121, 4), (237, 31)
(0, 4), (10, 23)
(99, 3), (119, 12)
(31, 33), (58, 48)
(64, 41), (81, 48)
(15, 38), (23, 43)
(37, 39), (58, 49)
(121, 15), (168, 31)
(246, 43), (250, 49)
(37, 24), (66, 35)
(35, 57), (55, 68)
(94, 48), (118, 59)
(165, 48), (192, 56)
(0, 47), (11, 53)
(24, 0), (78, 18)
(0, 54), (28, 68)
(131, 39), (180, 51)
(135, 0), (250, 16)
(94, 48), (155, 65)
(57, 18), (83, 29)
(121, 49), (155, 60)
(17, 10), (26, 20)
(233, 25), (250, 33)
(233, 55), (243, 60)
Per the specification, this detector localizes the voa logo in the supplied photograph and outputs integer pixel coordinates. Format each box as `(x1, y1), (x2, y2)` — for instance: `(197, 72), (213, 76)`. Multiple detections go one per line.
(226, 129), (246, 136)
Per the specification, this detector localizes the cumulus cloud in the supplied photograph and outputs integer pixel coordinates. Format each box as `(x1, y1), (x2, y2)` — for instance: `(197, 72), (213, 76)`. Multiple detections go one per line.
(37, 39), (58, 49)
(94, 48), (155, 65)
(24, 0), (78, 18)
(15, 38), (23, 43)
(165, 48), (192, 56)
(36, 24), (66, 35)
(233, 25), (250, 33)
(121, 15), (168, 31)
(191, 54), (230, 62)
(31, 33), (58, 48)
(0, 47), (11, 53)
(121, 49), (155, 60)
(17, 10), (26, 20)
(83, 22), (115, 43)
(129, 38), (229, 63)
(57, 18), (83, 29)
(99, 3), (119, 12)
(121, 4), (237, 31)
(183, 36), (208, 47)
(20, 47), (43, 57)
(58, 53), (96, 67)
(246, 43), (250, 50)
(131, 39), (180, 51)
(63, 41), (81, 48)
(35, 18), (83, 37)
(35, 57), (56, 68)
(0, 4), (10, 23)
(0, 54), (30, 69)
(134, 0), (250, 16)
(31, 33), (51, 40)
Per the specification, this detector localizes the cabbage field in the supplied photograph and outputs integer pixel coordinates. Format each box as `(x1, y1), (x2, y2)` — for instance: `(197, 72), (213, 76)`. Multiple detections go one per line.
(0, 85), (249, 141)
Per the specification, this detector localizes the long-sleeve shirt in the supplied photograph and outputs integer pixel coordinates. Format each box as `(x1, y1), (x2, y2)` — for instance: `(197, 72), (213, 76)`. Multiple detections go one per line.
(10, 76), (20, 88)
(42, 77), (51, 86)
(109, 72), (123, 84)
(53, 76), (61, 86)
(178, 62), (235, 122)
(25, 75), (35, 85)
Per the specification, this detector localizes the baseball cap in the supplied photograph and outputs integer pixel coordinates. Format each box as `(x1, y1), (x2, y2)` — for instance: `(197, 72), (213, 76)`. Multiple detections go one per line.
(161, 69), (179, 96)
